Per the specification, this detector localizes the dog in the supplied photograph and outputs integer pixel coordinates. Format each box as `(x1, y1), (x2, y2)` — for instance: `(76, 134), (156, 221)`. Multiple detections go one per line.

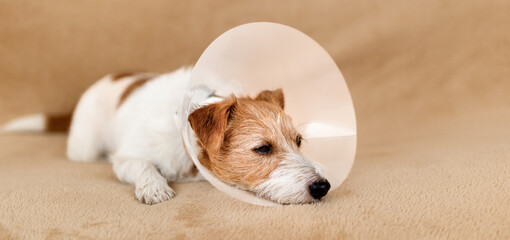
(2, 67), (331, 204)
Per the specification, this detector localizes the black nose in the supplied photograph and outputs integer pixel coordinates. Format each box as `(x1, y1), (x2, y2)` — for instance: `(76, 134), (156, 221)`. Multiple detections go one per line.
(309, 180), (331, 200)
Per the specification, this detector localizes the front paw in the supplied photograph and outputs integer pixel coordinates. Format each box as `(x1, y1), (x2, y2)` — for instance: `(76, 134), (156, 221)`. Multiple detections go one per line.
(135, 182), (175, 205)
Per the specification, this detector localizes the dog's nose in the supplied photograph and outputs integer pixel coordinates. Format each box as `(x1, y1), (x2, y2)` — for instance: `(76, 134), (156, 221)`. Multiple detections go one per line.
(309, 180), (331, 200)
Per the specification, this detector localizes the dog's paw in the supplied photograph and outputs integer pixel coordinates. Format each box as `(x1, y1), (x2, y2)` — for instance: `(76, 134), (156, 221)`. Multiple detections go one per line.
(135, 182), (175, 205)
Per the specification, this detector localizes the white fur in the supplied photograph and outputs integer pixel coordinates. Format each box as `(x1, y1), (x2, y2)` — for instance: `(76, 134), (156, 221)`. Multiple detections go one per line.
(67, 68), (204, 204)
(1, 114), (45, 132)
(255, 153), (325, 204)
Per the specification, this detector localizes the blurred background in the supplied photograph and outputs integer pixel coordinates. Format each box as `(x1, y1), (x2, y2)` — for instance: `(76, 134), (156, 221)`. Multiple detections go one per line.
(1, 1), (509, 144)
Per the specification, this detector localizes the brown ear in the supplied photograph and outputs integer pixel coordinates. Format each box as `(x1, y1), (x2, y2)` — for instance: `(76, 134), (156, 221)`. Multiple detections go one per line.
(255, 88), (285, 109)
(188, 97), (237, 158)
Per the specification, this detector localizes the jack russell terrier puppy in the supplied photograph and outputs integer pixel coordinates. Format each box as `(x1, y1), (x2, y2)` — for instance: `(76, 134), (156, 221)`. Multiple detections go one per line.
(2, 68), (331, 204)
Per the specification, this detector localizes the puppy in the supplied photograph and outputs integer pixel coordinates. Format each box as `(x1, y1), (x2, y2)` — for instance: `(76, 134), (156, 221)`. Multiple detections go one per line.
(5, 67), (331, 204)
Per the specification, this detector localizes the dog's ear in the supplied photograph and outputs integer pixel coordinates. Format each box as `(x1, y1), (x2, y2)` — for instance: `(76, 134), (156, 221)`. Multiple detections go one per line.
(255, 88), (285, 109)
(188, 96), (237, 159)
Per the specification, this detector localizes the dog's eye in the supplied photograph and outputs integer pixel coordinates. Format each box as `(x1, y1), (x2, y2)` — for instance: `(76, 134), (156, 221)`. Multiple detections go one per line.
(253, 144), (273, 155)
(296, 135), (303, 147)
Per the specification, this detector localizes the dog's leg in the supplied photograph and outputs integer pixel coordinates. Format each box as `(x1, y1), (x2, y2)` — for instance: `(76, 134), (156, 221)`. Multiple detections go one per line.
(112, 156), (175, 205)
(67, 84), (106, 162)
(67, 121), (102, 162)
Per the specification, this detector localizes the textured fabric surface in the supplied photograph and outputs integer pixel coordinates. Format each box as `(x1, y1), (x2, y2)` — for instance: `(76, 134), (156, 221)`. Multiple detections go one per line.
(1, 0), (509, 239)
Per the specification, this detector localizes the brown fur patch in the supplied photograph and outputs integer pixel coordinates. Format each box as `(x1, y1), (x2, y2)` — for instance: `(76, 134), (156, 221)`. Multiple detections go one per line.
(190, 165), (199, 177)
(46, 114), (72, 132)
(110, 71), (143, 81)
(179, 164), (200, 179)
(117, 75), (156, 107)
(188, 96), (237, 166)
(255, 88), (285, 109)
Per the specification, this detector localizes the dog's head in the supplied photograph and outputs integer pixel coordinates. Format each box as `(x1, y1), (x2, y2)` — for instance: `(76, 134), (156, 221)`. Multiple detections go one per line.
(188, 89), (330, 204)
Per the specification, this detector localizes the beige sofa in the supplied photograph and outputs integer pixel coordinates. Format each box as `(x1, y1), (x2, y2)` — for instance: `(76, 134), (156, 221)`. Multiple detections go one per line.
(1, 1), (509, 239)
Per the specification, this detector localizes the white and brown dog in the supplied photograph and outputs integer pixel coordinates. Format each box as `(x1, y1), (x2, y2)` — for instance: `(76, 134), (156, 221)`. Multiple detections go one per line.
(2, 68), (330, 204)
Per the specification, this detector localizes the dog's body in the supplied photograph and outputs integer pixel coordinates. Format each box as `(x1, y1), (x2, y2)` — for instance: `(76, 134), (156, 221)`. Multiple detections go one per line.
(4, 67), (331, 205)
(68, 68), (202, 204)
